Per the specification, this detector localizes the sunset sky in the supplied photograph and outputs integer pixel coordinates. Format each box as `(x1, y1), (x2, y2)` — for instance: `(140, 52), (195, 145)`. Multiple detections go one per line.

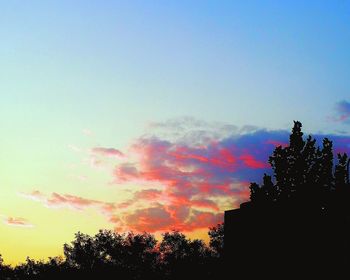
(1, 1), (350, 264)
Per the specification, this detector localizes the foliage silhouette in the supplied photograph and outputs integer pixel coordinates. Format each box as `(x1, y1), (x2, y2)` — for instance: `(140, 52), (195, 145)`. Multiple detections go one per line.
(0, 228), (223, 280)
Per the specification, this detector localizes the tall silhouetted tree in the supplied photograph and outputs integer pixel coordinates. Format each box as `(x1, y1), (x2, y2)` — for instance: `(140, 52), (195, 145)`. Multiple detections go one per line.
(252, 121), (349, 207)
(335, 153), (348, 193)
(288, 121), (305, 194)
(319, 138), (334, 193)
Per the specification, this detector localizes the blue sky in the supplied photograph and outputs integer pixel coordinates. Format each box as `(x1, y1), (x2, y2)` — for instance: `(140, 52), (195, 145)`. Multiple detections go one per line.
(1, 1), (349, 135)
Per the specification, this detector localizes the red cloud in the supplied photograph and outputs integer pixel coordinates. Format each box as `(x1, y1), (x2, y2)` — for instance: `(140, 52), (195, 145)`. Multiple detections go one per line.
(3, 217), (34, 228)
(124, 205), (174, 232)
(110, 137), (264, 232)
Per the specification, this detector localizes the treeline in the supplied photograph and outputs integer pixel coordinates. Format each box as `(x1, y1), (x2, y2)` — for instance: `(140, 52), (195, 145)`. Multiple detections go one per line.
(0, 224), (224, 280)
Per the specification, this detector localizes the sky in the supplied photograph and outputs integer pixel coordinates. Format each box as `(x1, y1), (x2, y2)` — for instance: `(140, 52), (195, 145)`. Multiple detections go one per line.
(0, 0), (350, 264)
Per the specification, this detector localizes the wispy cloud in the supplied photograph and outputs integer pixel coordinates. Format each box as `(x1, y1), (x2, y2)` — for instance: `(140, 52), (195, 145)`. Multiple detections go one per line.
(331, 101), (350, 123)
(3, 216), (34, 228)
(19, 191), (116, 217)
(91, 147), (124, 158)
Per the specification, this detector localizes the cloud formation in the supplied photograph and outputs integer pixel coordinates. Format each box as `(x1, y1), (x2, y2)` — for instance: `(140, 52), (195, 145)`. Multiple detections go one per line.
(109, 125), (290, 232)
(110, 120), (350, 233)
(24, 119), (350, 234)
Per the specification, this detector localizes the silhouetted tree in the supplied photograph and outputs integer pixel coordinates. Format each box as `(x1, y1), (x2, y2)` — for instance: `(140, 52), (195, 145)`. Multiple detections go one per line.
(252, 121), (349, 208)
(63, 232), (101, 271)
(288, 121), (305, 194)
(208, 223), (224, 257)
(159, 231), (211, 279)
(122, 232), (159, 279)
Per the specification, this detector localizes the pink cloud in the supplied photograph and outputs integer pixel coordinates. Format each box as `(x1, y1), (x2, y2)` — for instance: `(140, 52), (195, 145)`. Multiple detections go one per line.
(114, 164), (140, 182)
(134, 189), (163, 200)
(47, 193), (101, 209)
(3, 217), (34, 228)
(20, 191), (116, 218)
(92, 147), (124, 158)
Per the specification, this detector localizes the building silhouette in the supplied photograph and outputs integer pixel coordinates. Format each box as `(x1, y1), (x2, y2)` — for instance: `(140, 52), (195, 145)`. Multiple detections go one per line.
(224, 198), (350, 277)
